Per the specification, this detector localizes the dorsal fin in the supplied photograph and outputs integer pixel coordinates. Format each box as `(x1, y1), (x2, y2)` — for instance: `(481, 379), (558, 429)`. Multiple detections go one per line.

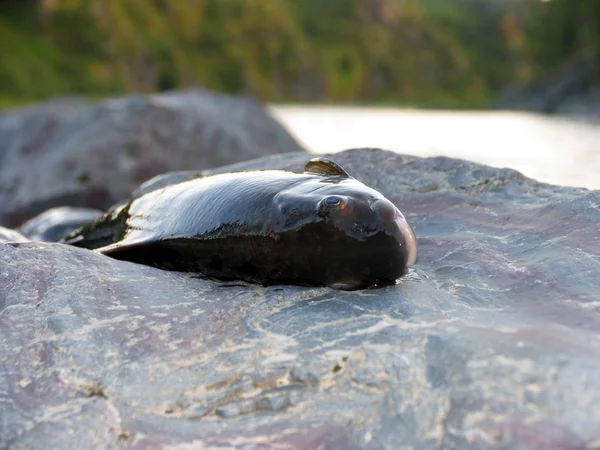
(304, 158), (350, 178)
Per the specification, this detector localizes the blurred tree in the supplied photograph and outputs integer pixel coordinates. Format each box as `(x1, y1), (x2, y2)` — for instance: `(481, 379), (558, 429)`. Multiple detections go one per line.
(0, 0), (597, 108)
(523, 0), (599, 70)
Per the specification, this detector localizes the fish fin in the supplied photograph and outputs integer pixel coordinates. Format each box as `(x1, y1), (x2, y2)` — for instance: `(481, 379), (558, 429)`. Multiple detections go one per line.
(329, 281), (369, 291)
(304, 158), (350, 178)
(95, 239), (147, 255)
(61, 235), (84, 245)
(329, 279), (396, 291)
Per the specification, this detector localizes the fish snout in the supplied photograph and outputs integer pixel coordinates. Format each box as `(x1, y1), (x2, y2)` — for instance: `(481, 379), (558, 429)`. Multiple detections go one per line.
(371, 199), (418, 267)
(371, 198), (398, 222)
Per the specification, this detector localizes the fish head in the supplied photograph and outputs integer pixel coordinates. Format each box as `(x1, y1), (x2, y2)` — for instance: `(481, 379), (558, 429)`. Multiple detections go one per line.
(272, 160), (417, 287)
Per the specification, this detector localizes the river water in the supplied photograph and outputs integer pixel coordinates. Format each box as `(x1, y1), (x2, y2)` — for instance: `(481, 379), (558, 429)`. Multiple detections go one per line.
(270, 106), (600, 190)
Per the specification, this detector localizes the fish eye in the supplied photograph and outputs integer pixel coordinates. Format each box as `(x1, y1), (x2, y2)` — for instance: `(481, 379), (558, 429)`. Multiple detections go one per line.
(325, 196), (342, 206)
(318, 196), (348, 217)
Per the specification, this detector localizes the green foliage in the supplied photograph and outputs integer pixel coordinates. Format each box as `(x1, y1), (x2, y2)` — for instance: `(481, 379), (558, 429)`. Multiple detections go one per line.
(0, 0), (597, 108)
(524, 0), (600, 68)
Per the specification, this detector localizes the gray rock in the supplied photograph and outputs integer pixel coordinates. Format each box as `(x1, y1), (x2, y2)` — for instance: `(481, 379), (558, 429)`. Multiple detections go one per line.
(2, 148), (600, 449)
(0, 89), (305, 227)
(554, 86), (600, 120)
(18, 206), (104, 242)
(493, 57), (599, 116)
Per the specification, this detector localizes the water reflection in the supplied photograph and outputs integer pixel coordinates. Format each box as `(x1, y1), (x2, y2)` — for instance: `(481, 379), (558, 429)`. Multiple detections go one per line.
(271, 106), (600, 190)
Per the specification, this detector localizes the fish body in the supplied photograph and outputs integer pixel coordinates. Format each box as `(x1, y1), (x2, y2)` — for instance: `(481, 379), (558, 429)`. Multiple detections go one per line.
(64, 158), (417, 289)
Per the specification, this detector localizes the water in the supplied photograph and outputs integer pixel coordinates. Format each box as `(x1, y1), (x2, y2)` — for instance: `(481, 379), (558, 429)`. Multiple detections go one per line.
(270, 106), (600, 190)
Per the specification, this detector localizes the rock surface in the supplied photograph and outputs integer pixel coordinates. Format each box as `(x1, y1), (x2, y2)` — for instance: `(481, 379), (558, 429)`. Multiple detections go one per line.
(18, 206), (104, 242)
(2, 148), (600, 449)
(0, 90), (305, 228)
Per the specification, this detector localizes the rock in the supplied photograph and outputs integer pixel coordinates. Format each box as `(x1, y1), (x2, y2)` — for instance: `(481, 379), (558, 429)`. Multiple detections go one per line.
(554, 86), (600, 120)
(493, 56), (599, 116)
(2, 148), (600, 449)
(0, 89), (305, 228)
(0, 226), (29, 243)
(18, 207), (104, 242)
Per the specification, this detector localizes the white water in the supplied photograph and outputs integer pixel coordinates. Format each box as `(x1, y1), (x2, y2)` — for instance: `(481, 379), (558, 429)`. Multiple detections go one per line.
(270, 105), (600, 190)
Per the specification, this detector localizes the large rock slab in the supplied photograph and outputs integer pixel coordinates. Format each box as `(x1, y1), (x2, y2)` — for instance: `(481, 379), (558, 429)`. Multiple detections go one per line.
(2, 148), (600, 449)
(0, 90), (305, 228)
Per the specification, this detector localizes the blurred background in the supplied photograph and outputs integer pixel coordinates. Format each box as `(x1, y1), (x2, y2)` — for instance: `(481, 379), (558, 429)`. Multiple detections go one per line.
(1, 0), (599, 188)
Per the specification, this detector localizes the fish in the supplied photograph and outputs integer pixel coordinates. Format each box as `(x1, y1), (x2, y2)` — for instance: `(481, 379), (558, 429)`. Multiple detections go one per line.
(63, 158), (417, 290)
